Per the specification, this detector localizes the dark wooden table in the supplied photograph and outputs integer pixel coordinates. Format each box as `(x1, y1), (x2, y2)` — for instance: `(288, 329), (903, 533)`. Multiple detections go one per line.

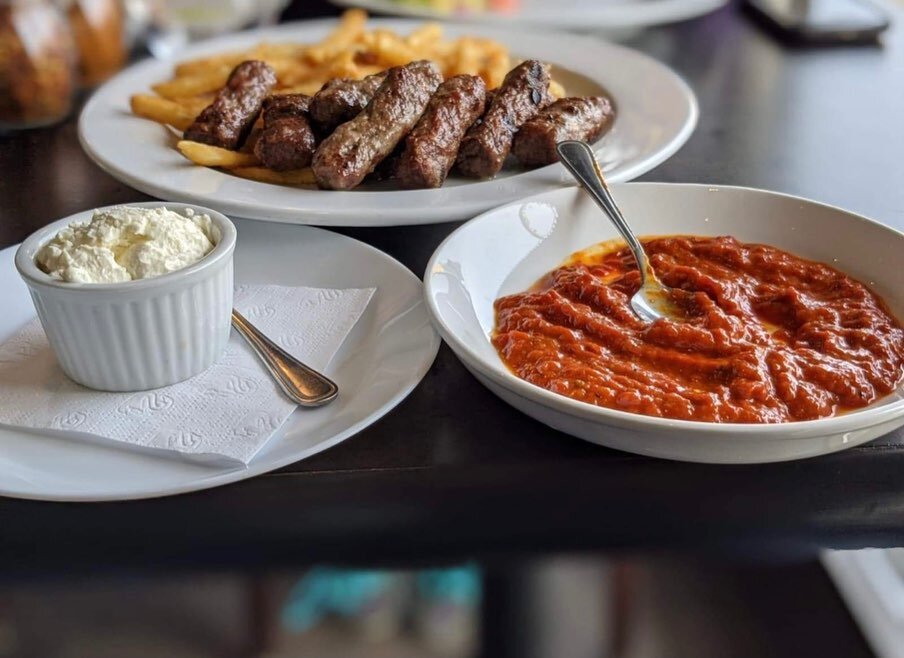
(1, 1), (903, 575)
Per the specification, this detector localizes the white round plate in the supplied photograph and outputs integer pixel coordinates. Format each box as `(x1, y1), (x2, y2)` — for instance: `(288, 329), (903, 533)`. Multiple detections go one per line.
(78, 18), (697, 227)
(0, 220), (439, 501)
(424, 183), (904, 464)
(331, 0), (728, 32)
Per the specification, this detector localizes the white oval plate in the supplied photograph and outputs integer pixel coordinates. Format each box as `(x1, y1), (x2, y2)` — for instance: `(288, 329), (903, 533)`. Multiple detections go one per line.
(0, 220), (439, 501)
(424, 183), (904, 464)
(331, 0), (728, 32)
(78, 18), (697, 227)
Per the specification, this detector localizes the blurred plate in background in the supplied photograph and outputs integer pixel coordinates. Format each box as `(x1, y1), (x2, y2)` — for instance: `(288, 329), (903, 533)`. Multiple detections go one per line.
(330, 0), (728, 32)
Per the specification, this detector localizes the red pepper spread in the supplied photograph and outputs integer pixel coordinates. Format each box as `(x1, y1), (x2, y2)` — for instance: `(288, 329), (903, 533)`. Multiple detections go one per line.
(492, 236), (904, 423)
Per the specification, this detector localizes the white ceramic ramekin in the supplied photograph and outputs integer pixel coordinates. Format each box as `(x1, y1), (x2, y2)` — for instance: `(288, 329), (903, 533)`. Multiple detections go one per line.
(15, 202), (236, 392)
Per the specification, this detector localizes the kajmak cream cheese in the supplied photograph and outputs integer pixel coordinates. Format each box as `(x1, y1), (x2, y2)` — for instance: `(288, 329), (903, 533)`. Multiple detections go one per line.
(36, 206), (216, 283)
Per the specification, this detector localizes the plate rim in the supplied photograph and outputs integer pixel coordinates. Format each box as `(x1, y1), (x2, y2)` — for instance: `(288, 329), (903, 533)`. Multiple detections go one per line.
(77, 17), (699, 227)
(424, 181), (904, 439)
(0, 220), (440, 502)
(329, 0), (729, 30)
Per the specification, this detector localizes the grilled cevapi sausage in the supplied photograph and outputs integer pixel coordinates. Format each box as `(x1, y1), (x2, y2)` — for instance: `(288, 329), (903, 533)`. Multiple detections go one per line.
(312, 60), (442, 191)
(308, 71), (389, 134)
(455, 60), (552, 179)
(254, 94), (317, 171)
(184, 60), (276, 150)
(512, 96), (614, 167)
(260, 93), (311, 121)
(395, 75), (487, 189)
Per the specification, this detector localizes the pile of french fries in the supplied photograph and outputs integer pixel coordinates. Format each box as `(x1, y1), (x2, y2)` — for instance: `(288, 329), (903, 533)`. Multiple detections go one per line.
(130, 9), (565, 187)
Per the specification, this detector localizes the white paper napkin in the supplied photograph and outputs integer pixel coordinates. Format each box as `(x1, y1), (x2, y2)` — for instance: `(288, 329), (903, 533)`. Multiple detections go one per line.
(0, 284), (374, 466)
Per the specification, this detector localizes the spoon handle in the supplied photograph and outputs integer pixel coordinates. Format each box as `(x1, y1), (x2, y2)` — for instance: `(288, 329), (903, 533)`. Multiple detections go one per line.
(231, 309), (338, 407)
(556, 140), (651, 285)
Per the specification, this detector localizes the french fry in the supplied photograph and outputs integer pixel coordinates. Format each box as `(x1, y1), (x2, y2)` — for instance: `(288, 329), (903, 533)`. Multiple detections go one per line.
(254, 41), (309, 59)
(275, 60), (321, 86)
(370, 30), (419, 67)
(130, 94), (197, 130)
(351, 65), (386, 78)
(447, 38), (481, 77)
(266, 58), (304, 80)
(140, 10), (539, 107)
(473, 38), (508, 58)
(549, 79), (566, 99)
(152, 66), (233, 98)
(175, 95), (212, 115)
(426, 39), (455, 63)
(321, 8), (367, 48)
(306, 8), (367, 63)
(483, 50), (510, 89)
(230, 167), (317, 186)
(157, 59), (298, 99)
(173, 44), (293, 77)
(177, 141), (260, 167)
(406, 23), (442, 50)
(174, 51), (249, 77)
(323, 48), (365, 79)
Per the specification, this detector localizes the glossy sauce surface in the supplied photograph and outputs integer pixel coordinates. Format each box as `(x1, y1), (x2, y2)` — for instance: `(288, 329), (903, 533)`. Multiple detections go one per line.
(492, 236), (904, 423)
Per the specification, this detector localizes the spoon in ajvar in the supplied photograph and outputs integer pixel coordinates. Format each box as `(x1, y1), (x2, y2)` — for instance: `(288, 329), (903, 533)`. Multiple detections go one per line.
(555, 140), (683, 323)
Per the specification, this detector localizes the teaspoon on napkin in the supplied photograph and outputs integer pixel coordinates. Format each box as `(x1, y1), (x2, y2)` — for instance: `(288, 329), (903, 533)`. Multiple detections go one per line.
(231, 309), (338, 407)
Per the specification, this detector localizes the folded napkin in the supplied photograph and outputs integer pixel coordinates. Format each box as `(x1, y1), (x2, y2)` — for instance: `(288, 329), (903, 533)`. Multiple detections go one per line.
(0, 284), (374, 466)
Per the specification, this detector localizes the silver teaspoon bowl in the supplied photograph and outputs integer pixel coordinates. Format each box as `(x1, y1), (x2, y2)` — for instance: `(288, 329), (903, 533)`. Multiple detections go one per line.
(232, 309), (338, 407)
(556, 140), (685, 323)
